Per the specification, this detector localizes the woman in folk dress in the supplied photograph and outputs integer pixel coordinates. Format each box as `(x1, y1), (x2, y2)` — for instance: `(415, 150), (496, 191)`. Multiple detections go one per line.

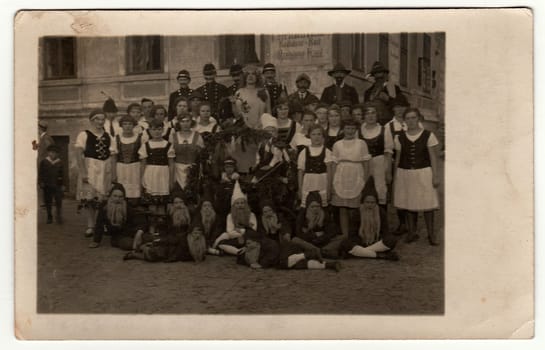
(360, 102), (392, 208)
(331, 118), (371, 237)
(111, 115), (143, 205)
(138, 119), (175, 229)
(393, 107), (440, 245)
(75, 109), (115, 237)
(172, 114), (205, 190)
(146, 105), (172, 142)
(297, 124), (333, 208)
(275, 96), (297, 146)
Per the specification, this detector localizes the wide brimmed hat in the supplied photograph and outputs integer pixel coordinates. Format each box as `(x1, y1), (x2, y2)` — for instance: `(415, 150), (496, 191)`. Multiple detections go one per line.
(203, 63), (217, 75)
(38, 120), (48, 129)
(328, 63), (351, 76)
(103, 97), (118, 113)
(369, 61), (389, 75)
(361, 176), (378, 202)
(177, 69), (191, 80)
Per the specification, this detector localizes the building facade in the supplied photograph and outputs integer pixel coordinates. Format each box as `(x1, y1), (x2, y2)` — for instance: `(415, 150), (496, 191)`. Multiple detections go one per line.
(38, 33), (445, 195)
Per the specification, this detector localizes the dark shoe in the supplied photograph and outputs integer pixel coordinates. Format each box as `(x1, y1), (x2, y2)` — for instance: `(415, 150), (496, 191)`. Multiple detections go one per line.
(405, 233), (420, 244)
(394, 224), (407, 236)
(376, 251), (400, 261)
(325, 261), (342, 272)
(46, 217), (53, 224)
(88, 242), (100, 248)
(123, 251), (135, 261)
(428, 235), (440, 246)
(84, 228), (94, 237)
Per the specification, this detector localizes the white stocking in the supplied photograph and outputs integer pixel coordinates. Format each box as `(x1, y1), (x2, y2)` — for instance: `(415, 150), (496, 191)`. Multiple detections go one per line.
(366, 240), (390, 253)
(218, 244), (240, 256)
(348, 245), (377, 258)
(287, 253), (306, 268)
(307, 260), (326, 269)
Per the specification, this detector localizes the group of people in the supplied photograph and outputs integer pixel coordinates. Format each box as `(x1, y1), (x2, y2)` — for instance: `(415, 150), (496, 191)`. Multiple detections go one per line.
(38, 60), (442, 271)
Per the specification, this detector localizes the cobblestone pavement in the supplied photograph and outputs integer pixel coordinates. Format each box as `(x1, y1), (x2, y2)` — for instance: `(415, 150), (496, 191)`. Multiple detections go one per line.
(37, 198), (444, 315)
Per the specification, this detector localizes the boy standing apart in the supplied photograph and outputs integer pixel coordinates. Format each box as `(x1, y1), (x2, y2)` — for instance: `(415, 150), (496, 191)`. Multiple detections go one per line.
(38, 145), (64, 224)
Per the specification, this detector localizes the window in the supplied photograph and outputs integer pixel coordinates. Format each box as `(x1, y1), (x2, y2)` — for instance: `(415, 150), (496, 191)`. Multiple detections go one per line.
(42, 37), (76, 80)
(379, 33), (389, 68)
(126, 36), (163, 74)
(351, 34), (366, 71)
(418, 34), (432, 93)
(219, 35), (259, 69)
(399, 33), (409, 87)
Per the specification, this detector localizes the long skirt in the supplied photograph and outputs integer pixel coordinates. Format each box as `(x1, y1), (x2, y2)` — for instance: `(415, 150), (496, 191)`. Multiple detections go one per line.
(369, 155), (387, 205)
(116, 162), (141, 198)
(394, 166), (439, 211)
(76, 157), (112, 200)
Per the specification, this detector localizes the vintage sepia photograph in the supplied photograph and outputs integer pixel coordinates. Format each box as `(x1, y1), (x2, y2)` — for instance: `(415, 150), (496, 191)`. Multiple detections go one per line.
(35, 32), (445, 314)
(14, 9), (533, 340)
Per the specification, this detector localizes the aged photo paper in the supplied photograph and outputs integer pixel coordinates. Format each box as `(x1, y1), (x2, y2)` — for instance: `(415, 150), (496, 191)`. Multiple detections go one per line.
(14, 9), (533, 339)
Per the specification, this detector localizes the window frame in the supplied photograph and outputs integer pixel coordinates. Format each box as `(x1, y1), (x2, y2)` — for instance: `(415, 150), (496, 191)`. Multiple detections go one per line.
(42, 37), (77, 80)
(125, 35), (164, 76)
(218, 34), (260, 70)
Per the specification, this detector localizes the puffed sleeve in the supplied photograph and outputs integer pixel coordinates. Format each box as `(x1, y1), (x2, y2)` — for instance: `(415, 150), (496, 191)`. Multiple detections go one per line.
(324, 148), (334, 163)
(384, 124), (394, 154)
(297, 148), (306, 170)
(167, 142), (176, 158)
(360, 140), (372, 161)
(138, 142), (148, 159)
(427, 132), (439, 147)
(75, 131), (87, 149)
(394, 135), (401, 151)
(109, 135), (118, 155)
(332, 141), (340, 163)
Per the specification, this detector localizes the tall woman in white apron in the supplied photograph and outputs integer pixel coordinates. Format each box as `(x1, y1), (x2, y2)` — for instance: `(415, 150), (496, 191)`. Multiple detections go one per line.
(331, 118), (371, 237)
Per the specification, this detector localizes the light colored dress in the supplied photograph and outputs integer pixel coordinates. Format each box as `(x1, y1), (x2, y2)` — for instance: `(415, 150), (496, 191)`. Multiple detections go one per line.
(331, 138), (371, 208)
(235, 87), (271, 129)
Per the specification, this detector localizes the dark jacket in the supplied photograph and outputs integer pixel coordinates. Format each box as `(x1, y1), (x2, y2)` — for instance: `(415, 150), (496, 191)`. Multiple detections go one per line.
(320, 83), (359, 106)
(39, 158), (63, 187)
(363, 83), (405, 125)
(168, 87), (194, 120)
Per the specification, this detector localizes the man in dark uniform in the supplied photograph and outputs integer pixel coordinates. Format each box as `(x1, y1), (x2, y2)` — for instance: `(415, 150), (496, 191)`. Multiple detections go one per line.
(168, 70), (193, 120)
(287, 73), (319, 114)
(320, 63), (359, 106)
(262, 63), (287, 114)
(218, 64), (244, 123)
(196, 63), (229, 119)
(364, 61), (405, 125)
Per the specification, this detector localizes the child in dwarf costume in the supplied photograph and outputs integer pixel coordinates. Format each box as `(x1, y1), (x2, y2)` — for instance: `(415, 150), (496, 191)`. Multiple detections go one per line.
(89, 183), (148, 249)
(292, 191), (344, 259)
(256, 197), (292, 243)
(238, 220), (342, 271)
(190, 192), (223, 255)
(339, 177), (399, 260)
(214, 157), (241, 227)
(212, 181), (258, 256)
(124, 192), (207, 263)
